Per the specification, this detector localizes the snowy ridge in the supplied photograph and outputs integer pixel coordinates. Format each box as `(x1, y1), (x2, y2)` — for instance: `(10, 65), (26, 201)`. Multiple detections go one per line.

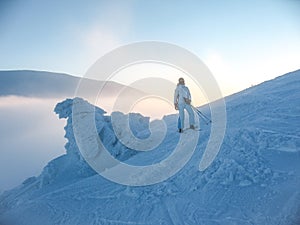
(0, 70), (144, 98)
(0, 70), (300, 224)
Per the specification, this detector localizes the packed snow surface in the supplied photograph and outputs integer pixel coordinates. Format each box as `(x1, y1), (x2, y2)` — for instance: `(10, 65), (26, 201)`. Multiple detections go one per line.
(0, 70), (299, 224)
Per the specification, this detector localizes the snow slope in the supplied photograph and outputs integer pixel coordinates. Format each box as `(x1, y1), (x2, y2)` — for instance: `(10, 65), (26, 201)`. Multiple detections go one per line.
(0, 70), (299, 225)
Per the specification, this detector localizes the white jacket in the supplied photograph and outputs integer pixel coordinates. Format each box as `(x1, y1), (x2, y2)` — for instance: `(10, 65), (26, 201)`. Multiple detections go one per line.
(174, 84), (191, 104)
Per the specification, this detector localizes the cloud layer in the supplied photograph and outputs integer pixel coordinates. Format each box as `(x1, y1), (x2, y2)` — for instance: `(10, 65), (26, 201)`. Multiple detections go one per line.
(0, 97), (66, 191)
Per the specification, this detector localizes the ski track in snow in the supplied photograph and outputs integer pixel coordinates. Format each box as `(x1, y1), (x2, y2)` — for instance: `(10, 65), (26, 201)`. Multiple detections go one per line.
(0, 69), (300, 224)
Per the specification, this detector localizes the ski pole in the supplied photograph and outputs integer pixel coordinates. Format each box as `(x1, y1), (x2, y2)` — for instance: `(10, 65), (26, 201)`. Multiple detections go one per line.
(191, 105), (212, 124)
(196, 110), (211, 125)
(196, 108), (211, 124)
(195, 108), (211, 123)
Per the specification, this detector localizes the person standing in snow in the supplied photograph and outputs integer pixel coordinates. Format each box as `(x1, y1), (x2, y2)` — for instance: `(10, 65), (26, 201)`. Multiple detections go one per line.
(174, 77), (195, 133)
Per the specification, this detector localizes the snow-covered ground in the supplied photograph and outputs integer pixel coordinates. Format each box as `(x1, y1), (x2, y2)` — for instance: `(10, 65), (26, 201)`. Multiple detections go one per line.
(0, 70), (299, 224)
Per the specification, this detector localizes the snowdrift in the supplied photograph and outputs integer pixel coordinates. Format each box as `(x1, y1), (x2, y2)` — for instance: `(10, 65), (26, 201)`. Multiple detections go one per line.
(0, 70), (299, 225)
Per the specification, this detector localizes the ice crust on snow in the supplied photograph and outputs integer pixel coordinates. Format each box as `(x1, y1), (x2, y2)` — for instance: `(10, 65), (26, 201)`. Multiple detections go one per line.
(0, 70), (300, 225)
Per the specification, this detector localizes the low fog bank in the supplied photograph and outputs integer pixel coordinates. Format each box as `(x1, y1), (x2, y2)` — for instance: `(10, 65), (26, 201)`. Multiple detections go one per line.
(0, 96), (66, 191)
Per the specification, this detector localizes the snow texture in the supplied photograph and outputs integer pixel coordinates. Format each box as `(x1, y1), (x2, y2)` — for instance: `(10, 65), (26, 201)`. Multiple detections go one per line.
(0, 70), (299, 225)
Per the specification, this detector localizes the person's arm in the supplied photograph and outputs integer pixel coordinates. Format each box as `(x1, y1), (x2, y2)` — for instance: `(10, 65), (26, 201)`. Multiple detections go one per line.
(187, 87), (191, 101)
(174, 87), (179, 110)
(183, 87), (191, 104)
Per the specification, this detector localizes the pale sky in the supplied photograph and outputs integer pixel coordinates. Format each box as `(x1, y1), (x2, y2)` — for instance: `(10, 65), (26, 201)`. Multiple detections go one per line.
(1, 0), (300, 96)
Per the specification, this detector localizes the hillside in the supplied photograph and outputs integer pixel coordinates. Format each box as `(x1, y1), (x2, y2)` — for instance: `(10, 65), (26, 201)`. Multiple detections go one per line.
(0, 70), (299, 225)
(0, 70), (139, 98)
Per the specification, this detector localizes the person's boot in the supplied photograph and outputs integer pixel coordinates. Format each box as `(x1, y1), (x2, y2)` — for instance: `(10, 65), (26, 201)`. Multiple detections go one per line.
(178, 128), (183, 133)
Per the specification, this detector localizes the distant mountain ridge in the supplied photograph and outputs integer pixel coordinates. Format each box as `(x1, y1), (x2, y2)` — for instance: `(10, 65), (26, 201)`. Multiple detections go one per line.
(0, 70), (139, 98)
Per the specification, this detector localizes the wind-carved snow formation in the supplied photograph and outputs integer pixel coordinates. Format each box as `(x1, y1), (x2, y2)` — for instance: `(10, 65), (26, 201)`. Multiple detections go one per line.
(0, 70), (299, 225)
